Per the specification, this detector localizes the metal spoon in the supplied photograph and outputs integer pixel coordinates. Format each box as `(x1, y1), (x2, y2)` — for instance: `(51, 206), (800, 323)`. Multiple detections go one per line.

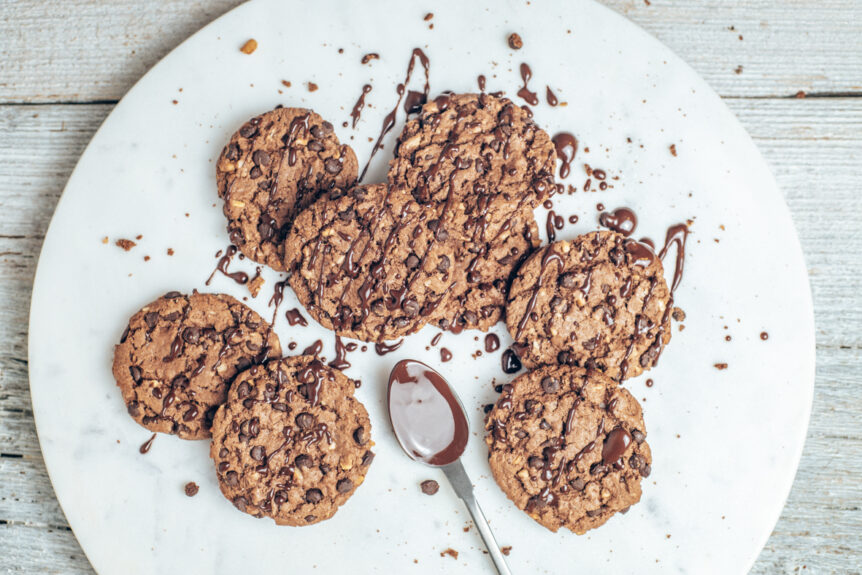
(388, 359), (512, 575)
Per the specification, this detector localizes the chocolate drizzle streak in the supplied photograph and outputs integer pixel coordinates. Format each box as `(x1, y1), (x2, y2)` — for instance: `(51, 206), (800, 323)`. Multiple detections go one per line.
(517, 63), (539, 106)
(551, 133), (577, 179)
(350, 84), (372, 129)
(206, 245), (249, 285)
(599, 207), (638, 237)
(375, 339), (404, 356)
(359, 48), (430, 182)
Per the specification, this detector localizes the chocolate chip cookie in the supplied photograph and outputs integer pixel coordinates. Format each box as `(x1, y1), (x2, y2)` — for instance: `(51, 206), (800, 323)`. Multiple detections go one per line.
(113, 292), (281, 440)
(284, 184), (463, 341)
(506, 231), (672, 380)
(389, 92), (555, 227)
(210, 356), (373, 525)
(389, 93), (552, 330)
(217, 107), (358, 271)
(485, 365), (652, 534)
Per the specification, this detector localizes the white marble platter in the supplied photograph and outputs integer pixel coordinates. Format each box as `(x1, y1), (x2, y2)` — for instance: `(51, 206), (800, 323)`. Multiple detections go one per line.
(28, 0), (815, 573)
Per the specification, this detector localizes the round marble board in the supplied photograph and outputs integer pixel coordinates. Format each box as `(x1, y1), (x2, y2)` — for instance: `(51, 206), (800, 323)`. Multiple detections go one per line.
(28, 0), (815, 573)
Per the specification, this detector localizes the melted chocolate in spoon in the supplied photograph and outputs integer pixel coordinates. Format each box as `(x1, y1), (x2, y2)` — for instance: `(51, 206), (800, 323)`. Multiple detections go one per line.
(388, 359), (469, 466)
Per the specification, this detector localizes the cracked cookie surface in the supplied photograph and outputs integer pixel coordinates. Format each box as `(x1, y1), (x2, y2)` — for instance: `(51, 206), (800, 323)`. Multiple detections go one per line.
(210, 355), (373, 526)
(485, 365), (651, 534)
(217, 107), (358, 271)
(112, 292), (281, 440)
(506, 231), (672, 380)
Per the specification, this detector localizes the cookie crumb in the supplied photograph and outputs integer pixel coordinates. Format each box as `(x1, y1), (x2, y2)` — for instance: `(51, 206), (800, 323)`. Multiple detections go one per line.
(795, 90), (806, 99)
(307, 82), (319, 92)
(101, 236), (109, 244)
(167, 248), (174, 256)
(240, 39), (258, 55)
(734, 65), (743, 75)
(420, 479), (439, 495)
(501, 546), (512, 556)
(714, 363), (728, 370)
(184, 482), (199, 497)
(282, 80), (291, 88)
(424, 12), (434, 21)
(669, 144), (677, 157)
(671, 307), (686, 321)
(248, 274), (265, 298)
(135, 234), (143, 240)
(143, 255), (150, 262)
(440, 548), (459, 560)
(508, 33), (523, 50)
(115, 239), (136, 251)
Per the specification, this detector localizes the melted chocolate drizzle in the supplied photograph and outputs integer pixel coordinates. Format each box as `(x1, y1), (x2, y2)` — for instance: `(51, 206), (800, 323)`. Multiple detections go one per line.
(328, 335), (352, 370)
(286, 308), (309, 327)
(517, 63), (539, 106)
(349, 84), (372, 129)
(658, 223), (688, 294)
(139, 433), (156, 454)
(552, 133), (578, 179)
(206, 245), (249, 286)
(484, 333), (500, 353)
(599, 207), (638, 237)
(440, 347), (452, 362)
(359, 48), (430, 181)
(546, 86), (558, 106)
(374, 339), (404, 355)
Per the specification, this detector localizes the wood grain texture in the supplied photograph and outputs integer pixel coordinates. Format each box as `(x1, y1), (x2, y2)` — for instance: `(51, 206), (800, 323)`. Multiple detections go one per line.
(0, 0), (860, 573)
(0, 0), (861, 103)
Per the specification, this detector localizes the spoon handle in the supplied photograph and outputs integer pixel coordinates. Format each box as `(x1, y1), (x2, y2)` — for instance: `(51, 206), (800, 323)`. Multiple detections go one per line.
(442, 460), (513, 575)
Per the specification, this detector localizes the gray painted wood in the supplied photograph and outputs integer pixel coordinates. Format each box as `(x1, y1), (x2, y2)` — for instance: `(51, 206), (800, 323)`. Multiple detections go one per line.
(0, 1), (859, 573)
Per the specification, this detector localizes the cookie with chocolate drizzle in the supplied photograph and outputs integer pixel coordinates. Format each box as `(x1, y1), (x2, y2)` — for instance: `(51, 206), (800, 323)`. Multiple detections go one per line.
(210, 355), (373, 526)
(284, 184), (464, 341)
(505, 231), (672, 380)
(113, 292), (281, 440)
(216, 107), (358, 271)
(389, 93), (554, 329)
(485, 365), (652, 534)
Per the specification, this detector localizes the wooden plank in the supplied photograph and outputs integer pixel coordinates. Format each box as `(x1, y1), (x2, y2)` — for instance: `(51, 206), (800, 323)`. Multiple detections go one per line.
(1, 522), (92, 575)
(0, 0), (860, 103)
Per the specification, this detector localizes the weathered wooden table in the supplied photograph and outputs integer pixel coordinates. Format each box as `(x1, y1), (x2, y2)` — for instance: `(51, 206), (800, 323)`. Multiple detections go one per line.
(1, 1), (859, 572)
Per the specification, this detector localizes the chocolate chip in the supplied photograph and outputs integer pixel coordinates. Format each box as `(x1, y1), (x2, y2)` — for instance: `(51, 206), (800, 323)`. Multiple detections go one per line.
(590, 462), (608, 475)
(250, 445), (266, 461)
(405, 254), (420, 269)
(353, 426), (368, 445)
(569, 477), (586, 491)
(308, 140), (324, 152)
(338, 208), (355, 221)
(528, 456), (544, 469)
(549, 296), (565, 310)
(274, 490), (288, 504)
(237, 381), (251, 399)
(304, 514), (317, 522)
(586, 508), (602, 518)
(631, 429), (645, 444)
(608, 247), (624, 265)
(225, 142), (241, 161)
(437, 255), (450, 272)
(129, 366), (143, 384)
(252, 149), (271, 167)
(182, 327), (200, 344)
(402, 299), (420, 316)
(232, 496), (248, 511)
(144, 311), (159, 329)
(272, 402), (288, 412)
(295, 454), (313, 468)
(310, 125), (324, 139)
(336, 478), (354, 493)
(163, 291), (182, 299)
(324, 158), (342, 174)
(296, 412), (314, 429)
(249, 166), (262, 179)
(420, 479), (439, 495)
(557, 351), (575, 365)
(305, 488), (323, 504)
(541, 376), (560, 394)
(239, 123), (258, 138)
(361, 450), (375, 466)
(127, 401), (140, 416)
(184, 482), (199, 497)
(559, 272), (577, 288)
(539, 419), (551, 430)
(641, 463), (652, 478)
(463, 311), (478, 325)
